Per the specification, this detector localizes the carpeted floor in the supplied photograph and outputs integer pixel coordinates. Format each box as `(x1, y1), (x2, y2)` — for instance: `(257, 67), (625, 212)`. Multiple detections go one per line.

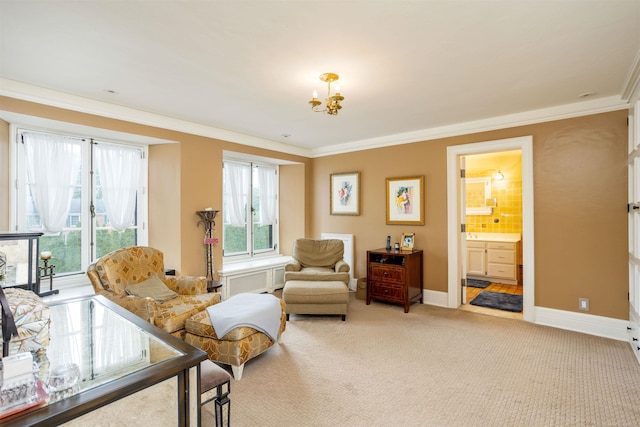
(224, 295), (640, 426)
(67, 294), (640, 426)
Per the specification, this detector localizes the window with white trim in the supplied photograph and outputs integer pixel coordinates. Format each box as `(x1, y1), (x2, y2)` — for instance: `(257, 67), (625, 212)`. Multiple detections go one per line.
(222, 160), (278, 259)
(13, 128), (148, 277)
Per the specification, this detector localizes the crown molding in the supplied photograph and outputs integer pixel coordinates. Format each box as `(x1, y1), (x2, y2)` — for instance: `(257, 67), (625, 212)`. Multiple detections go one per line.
(622, 49), (640, 103)
(1, 78), (629, 160)
(0, 78), (312, 158)
(309, 95), (629, 157)
(0, 110), (177, 146)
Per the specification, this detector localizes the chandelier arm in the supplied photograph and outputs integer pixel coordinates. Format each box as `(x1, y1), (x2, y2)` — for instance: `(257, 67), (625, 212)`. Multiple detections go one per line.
(308, 73), (344, 115)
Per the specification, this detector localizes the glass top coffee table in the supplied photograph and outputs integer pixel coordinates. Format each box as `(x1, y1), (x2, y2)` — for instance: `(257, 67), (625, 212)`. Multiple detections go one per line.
(2, 295), (207, 426)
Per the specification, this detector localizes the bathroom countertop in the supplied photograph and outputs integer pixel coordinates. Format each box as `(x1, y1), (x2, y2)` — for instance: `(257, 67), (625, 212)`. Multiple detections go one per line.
(466, 232), (521, 243)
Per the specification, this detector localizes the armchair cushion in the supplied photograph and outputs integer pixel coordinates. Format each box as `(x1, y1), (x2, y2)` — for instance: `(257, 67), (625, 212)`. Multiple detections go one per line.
(155, 293), (221, 335)
(95, 246), (166, 295)
(125, 276), (179, 302)
(284, 268), (350, 284)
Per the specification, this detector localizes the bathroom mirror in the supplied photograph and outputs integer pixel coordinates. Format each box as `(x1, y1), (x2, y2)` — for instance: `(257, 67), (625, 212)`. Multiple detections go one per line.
(466, 177), (493, 215)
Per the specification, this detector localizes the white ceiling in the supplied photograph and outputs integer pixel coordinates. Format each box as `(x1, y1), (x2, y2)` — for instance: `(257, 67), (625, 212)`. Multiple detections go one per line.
(1, 1), (640, 157)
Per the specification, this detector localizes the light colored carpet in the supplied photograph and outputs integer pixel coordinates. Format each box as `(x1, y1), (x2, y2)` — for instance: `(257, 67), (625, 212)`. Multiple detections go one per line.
(224, 294), (640, 426)
(61, 293), (640, 426)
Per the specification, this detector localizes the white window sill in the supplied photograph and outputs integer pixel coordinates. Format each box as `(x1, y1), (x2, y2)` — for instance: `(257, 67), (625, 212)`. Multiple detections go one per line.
(220, 255), (292, 274)
(42, 274), (94, 303)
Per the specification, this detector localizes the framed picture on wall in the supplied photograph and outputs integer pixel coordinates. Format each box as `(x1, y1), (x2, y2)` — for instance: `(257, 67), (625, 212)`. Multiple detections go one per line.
(386, 175), (425, 225)
(330, 171), (360, 215)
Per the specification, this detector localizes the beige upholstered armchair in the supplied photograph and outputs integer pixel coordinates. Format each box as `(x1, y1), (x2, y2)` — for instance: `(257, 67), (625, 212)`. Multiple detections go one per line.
(87, 246), (220, 338)
(283, 238), (350, 284)
(282, 239), (351, 320)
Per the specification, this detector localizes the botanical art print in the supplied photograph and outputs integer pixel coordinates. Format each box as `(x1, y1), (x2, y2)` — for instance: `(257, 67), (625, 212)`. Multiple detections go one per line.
(330, 172), (360, 215)
(340, 181), (352, 206)
(386, 176), (424, 225)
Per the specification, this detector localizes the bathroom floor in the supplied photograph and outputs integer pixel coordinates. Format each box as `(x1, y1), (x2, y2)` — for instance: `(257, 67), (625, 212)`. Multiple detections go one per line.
(461, 282), (524, 319)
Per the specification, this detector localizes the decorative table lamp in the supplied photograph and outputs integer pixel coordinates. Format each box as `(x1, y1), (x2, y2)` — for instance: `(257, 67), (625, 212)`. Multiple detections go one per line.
(197, 209), (221, 292)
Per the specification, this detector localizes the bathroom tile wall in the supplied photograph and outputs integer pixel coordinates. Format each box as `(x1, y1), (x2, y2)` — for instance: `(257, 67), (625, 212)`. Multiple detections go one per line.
(465, 151), (523, 234)
(466, 180), (522, 233)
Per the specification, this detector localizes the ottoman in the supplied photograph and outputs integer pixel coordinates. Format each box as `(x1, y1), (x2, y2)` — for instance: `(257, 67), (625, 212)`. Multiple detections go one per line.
(282, 280), (349, 321)
(184, 297), (286, 380)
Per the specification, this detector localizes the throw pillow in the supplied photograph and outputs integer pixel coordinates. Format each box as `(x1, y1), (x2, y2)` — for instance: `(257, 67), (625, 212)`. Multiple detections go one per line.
(125, 276), (178, 303)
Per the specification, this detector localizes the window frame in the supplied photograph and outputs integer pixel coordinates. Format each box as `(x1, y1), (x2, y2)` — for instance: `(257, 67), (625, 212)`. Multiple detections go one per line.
(222, 158), (279, 262)
(9, 124), (148, 287)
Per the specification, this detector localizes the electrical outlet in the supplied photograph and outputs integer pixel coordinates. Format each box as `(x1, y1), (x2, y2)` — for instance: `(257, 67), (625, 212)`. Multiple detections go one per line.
(579, 298), (590, 311)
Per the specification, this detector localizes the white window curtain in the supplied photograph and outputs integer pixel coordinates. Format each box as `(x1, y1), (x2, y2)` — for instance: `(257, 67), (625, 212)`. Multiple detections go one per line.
(22, 132), (81, 234)
(95, 143), (141, 232)
(224, 162), (249, 227)
(257, 166), (277, 225)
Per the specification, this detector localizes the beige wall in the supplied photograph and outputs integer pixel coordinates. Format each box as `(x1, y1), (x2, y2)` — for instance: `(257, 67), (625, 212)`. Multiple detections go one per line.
(311, 139), (451, 297)
(312, 110), (628, 319)
(280, 163), (307, 256)
(0, 96), (628, 319)
(148, 143), (181, 271)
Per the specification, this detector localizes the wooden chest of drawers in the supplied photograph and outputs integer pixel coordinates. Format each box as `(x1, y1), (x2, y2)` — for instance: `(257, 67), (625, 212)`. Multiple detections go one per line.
(366, 249), (423, 313)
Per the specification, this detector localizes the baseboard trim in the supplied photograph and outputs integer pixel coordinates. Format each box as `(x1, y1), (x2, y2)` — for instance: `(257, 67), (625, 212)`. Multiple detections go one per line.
(423, 290), (449, 307)
(534, 306), (629, 342)
(422, 290), (629, 342)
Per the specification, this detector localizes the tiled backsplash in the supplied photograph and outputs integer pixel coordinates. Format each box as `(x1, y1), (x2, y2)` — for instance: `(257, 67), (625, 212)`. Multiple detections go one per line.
(466, 179), (522, 233)
(465, 151), (522, 234)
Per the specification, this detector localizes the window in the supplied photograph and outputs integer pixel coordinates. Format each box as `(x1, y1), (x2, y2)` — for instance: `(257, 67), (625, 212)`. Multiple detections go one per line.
(13, 129), (147, 278)
(222, 160), (278, 259)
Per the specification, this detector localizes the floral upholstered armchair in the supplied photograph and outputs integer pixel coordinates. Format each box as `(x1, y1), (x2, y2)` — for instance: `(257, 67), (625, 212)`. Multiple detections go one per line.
(87, 246), (220, 338)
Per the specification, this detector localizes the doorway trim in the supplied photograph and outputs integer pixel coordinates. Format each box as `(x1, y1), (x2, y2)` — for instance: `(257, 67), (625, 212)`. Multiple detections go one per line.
(446, 136), (535, 322)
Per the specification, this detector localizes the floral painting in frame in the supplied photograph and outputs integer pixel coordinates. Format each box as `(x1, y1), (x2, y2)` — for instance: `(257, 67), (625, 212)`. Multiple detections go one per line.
(386, 176), (425, 225)
(330, 172), (360, 215)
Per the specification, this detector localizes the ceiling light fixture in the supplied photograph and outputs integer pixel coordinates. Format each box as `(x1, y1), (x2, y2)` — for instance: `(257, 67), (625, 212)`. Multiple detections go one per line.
(494, 170), (504, 181)
(309, 73), (344, 115)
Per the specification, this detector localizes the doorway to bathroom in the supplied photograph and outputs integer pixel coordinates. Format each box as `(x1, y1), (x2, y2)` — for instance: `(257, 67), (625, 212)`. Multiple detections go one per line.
(446, 136), (535, 322)
(461, 150), (524, 319)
